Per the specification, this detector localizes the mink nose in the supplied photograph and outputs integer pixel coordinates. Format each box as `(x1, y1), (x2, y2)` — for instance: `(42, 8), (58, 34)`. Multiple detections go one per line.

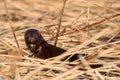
(29, 37), (35, 43)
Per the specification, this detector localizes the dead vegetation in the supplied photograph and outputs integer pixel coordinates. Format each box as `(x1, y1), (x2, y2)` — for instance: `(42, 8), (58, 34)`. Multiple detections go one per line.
(0, 0), (120, 80)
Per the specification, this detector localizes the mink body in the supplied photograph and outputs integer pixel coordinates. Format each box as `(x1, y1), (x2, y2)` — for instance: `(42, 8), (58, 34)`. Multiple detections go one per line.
(25, 29), (80, 61)
(24, 29), (66, 59)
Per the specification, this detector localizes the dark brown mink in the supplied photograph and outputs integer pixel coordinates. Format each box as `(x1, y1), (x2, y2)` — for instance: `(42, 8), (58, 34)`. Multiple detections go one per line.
(24, 29), (66, 59)
(25, 29), (80, 61)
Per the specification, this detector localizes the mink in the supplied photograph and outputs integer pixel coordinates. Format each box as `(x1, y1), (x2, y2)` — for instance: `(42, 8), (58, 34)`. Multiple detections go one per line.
(25, 29), (80, 61)
(24, 29), (66, 59)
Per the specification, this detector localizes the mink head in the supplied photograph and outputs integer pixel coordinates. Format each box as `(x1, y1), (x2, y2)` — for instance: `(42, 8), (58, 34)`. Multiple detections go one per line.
(25, 29), (46, 45)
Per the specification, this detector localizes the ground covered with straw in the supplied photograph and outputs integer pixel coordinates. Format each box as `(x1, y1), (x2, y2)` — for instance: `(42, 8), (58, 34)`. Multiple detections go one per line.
(0, 0), (120, 80)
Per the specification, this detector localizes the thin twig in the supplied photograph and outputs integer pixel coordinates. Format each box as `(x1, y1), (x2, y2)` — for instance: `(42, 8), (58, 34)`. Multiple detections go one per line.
(65, 13), (120, 35)
(52, 52), (98, 80)
(3, 0), (20, 48)
(49, 13), (120, 40)
(54, 0), (67, 46)
(87, 7), (90, 39)
(54, 28), (110, 60)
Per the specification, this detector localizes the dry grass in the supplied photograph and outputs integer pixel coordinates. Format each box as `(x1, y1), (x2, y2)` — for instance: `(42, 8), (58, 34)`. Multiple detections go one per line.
(0, 0), (120, 80)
